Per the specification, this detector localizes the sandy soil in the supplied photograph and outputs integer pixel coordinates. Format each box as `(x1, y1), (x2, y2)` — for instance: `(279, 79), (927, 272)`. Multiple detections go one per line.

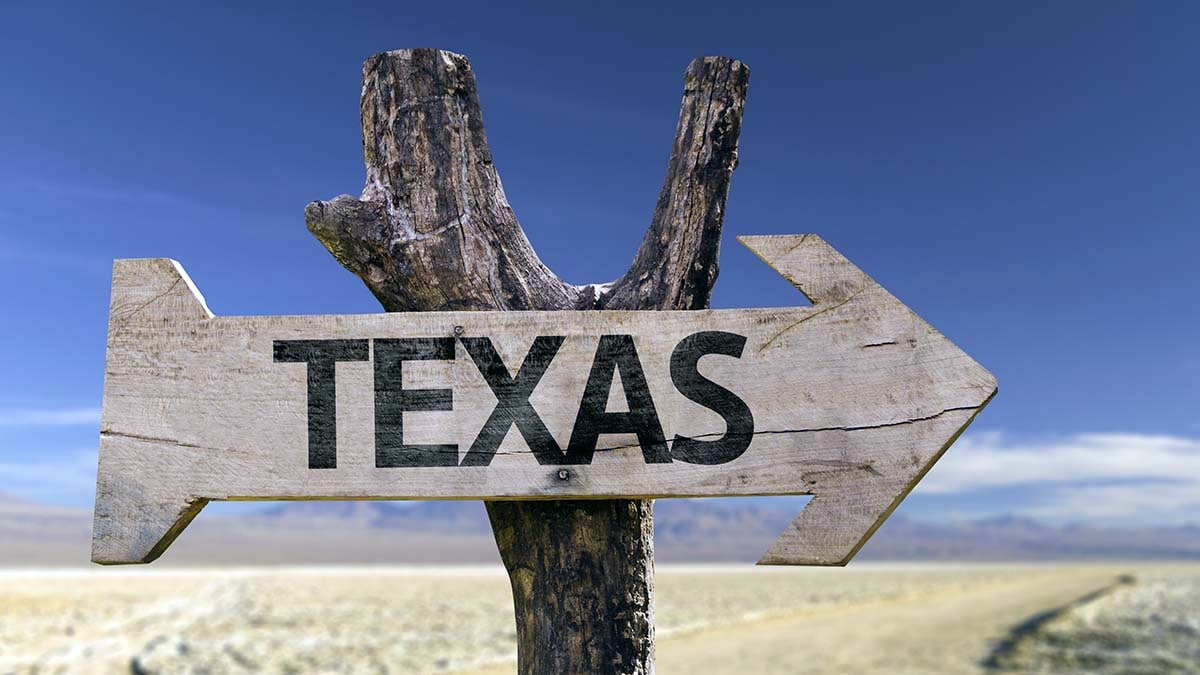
(463, 564), (1187, 675)
(1, 563), (1191, 674)
(654, 565), (1122, 674)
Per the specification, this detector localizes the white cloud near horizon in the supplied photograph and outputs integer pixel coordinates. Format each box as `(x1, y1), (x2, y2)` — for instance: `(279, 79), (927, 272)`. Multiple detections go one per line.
(920, 431), (1200, 525)
(0, 448), (98, 504)
(1, 429), (1197, 525)
(0, 407), (102, 427)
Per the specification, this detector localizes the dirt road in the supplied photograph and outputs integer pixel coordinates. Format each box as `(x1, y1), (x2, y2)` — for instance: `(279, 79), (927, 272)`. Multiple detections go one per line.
(656, 566), (1121, 674)
(464, 566), (1125, 675)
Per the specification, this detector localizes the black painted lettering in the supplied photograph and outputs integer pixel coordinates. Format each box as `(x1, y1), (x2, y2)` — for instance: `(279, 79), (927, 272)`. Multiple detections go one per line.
(460, 336), (565, 467)
(566, 335), (670, 464)
(273, 339), (369, 469)
(669, 331), (754, 464)
(374, 337), (457, 467)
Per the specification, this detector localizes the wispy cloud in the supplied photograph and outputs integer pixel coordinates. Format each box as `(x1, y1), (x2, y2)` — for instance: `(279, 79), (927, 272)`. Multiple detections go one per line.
(0, 207), (112, 274)
(922, 431), (1200, 493)
(6, 176), (276, 243)
(920, 431), (1200, 525)
(0, 245), (111, 274)
(19, 178), (213, 212)
(0, 448), (97, 503)
(0, 408), (102, 427)
(1019, 482), (1200, 525)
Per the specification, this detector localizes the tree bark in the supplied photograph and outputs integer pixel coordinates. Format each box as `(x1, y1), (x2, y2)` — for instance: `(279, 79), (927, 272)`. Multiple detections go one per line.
(306, 48), (747, 674)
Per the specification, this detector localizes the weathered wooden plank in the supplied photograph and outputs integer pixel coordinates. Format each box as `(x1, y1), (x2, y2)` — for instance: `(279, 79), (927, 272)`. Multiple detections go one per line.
(92, 234), (995, 565)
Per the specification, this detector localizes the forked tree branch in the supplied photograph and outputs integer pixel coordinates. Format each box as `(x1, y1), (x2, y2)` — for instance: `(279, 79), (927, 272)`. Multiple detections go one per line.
(306, 48), (748, 314)
(305, 48), (748, 675)
(598, 56), (748, 311)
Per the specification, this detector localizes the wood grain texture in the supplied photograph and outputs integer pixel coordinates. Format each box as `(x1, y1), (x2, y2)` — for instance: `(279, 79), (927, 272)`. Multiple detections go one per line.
(301, 49), (749, 674)
(305, 49), (576, 312)
(92, 234), (995, 567)
(303, 50), (748, 316)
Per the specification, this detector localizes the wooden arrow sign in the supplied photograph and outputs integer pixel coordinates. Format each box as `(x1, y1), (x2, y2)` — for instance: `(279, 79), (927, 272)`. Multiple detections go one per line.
(92, 234), (995, 566)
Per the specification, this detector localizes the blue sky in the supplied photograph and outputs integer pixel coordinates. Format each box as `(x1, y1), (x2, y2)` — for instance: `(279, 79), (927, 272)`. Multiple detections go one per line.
(1, 2), (1196, 525)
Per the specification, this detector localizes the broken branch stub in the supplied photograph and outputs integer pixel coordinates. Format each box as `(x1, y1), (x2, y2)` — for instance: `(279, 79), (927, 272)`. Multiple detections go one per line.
(304, 49), (575, 312)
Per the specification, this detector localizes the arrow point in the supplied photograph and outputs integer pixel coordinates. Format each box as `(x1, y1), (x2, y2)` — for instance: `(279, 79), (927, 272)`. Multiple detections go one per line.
(758, 397), (995, 566)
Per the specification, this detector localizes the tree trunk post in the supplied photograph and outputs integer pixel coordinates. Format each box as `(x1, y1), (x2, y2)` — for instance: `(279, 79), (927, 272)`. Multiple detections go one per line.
(306, 48), (748, 674)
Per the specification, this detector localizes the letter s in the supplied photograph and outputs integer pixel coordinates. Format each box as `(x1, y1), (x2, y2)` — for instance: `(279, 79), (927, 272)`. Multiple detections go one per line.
(669, 331), (754, 465)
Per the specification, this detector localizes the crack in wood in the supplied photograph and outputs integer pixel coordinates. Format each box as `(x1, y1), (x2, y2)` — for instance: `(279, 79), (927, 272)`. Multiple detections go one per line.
(784, 233), (810, 254)
(102, 403), (983, 464)
(569, 402), (984, 455)
(374, 403), (986, 458)
(757, 283), (870, 352)
(114, 276), (183, 329)
(100, 429), (241, 455)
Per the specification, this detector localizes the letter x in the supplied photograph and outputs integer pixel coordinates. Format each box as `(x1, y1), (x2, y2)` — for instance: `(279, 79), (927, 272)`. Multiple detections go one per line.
(459, 336), (565, 466)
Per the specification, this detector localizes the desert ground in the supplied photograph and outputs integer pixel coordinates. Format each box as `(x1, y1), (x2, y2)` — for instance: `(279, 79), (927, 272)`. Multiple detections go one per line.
(1, 563), (1195, 674)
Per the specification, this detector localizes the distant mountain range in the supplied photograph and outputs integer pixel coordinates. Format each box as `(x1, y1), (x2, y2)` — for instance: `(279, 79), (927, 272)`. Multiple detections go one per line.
(3, 493), (1198, 566)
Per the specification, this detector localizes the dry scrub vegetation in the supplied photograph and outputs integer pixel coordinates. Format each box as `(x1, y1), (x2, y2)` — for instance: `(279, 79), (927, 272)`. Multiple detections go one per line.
(0, 564), (1195, 674)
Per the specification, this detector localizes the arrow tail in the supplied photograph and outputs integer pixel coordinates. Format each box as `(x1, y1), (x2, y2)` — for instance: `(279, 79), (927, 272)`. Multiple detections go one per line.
(94, 259), (215, 564)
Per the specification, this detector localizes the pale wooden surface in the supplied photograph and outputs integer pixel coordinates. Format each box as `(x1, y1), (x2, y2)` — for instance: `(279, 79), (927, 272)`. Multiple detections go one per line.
(93, 234), (995, 565)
